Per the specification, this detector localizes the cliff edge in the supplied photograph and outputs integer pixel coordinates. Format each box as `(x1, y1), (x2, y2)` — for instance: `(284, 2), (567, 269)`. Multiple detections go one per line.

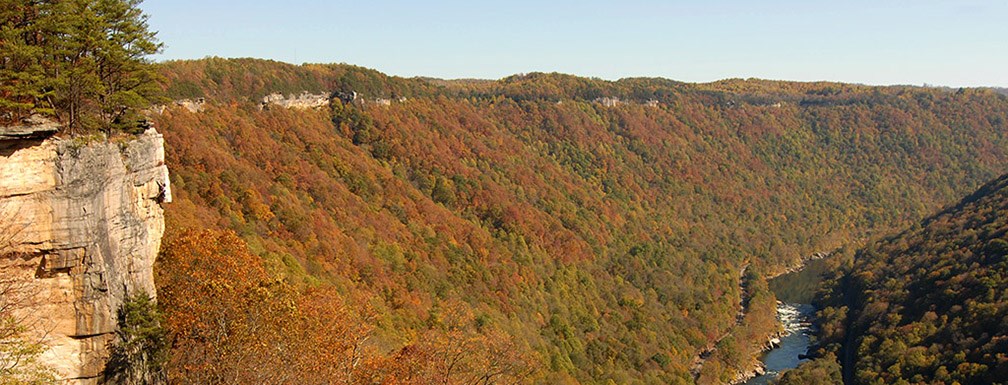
(0, 126), (170, 383)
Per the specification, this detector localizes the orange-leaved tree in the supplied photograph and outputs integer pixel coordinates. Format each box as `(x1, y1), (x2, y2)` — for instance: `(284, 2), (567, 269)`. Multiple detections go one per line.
(157, 230), (377, 384)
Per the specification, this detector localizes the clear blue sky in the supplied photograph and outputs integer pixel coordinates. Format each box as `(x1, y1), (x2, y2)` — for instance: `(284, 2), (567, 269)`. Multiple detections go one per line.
(140, 0), (1008, 87)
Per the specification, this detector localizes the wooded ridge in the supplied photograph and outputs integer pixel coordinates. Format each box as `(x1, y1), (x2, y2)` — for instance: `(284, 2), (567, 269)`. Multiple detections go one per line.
(153, 58), (1008, 385)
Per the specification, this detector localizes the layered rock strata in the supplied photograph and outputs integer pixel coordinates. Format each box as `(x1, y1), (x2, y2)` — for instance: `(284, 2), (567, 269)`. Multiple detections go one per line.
(0, 127), (170, 383)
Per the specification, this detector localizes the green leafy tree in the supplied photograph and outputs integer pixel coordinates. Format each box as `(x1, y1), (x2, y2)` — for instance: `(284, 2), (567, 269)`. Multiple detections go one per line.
(104, 292), (168, 385)
(774, 355), (842, 385)
(46, 0), (104, 133)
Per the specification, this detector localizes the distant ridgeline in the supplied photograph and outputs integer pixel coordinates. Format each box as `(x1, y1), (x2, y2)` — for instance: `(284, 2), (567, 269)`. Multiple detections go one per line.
(153, 58), (1008, 385)
(799, 173), (1008, 385)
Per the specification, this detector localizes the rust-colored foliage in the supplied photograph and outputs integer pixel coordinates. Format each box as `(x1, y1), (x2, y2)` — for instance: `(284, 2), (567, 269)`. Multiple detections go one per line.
(154, 58), (1008, 384)
(157, 230), (376, 384)
(158, 230), (536, 385)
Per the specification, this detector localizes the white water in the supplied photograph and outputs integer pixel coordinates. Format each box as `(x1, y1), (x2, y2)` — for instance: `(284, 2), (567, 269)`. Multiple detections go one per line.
(743, 303), (814, 385)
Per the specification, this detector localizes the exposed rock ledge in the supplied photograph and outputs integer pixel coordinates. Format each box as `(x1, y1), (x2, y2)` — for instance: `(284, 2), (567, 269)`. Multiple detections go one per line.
(0, 115), (60, 140)
(0, 128), (170, 383)
(260, 91), (330, 110)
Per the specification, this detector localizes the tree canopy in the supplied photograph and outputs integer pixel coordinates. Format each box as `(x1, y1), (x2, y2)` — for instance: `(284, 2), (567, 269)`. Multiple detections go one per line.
(0, 0), (161, 133)
(155, 58), (1008, 385)
(812, 173), (1008, 385)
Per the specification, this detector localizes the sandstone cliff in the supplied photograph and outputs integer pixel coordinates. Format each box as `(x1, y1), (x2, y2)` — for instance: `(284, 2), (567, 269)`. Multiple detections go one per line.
(0, 127), (170, 383)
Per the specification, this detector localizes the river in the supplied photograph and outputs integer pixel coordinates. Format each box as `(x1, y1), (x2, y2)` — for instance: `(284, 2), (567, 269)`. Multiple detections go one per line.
(742, 303), (815, 385)
(742, 257), (828, 384)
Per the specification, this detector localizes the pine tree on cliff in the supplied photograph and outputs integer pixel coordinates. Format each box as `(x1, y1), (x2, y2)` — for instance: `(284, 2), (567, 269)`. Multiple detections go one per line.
(49, 0), (163, 134)
(0, 0), (161, 133)
(0, 0), (51, 123)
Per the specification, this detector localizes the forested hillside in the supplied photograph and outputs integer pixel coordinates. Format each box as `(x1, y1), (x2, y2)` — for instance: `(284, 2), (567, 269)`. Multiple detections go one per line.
(807, 173), (1008, 385)
(152, 58), (1008, 384)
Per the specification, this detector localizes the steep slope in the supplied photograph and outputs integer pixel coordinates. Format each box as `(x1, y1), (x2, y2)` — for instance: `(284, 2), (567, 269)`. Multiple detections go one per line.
(153, 58), (1008, 385)
(822, 174), (1008, 385)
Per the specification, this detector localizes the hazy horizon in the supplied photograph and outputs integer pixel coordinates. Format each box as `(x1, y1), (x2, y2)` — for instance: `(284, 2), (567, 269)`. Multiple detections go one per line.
(141, 0), (1008, 88)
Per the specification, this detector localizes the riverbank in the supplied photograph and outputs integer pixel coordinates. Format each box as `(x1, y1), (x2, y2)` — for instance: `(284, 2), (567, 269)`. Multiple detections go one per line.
(740, 303), (815, 385)
(729, 326), (785, 384)
(735, 251), (829, 385)
(692, 264), (782, 385)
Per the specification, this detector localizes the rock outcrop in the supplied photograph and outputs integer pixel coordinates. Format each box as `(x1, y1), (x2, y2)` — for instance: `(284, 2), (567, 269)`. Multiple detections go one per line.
(174, 98), (205, 113)
(0, 115), (60, 140)
(0, 127), (170, 383)
(260, 91), (330, 110)
(594, 96), (623, 107)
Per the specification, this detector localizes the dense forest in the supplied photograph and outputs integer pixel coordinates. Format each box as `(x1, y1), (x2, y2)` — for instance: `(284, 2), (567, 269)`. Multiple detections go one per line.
(3, 1), (1007, 383)
(150, 58), (1008, 384)
(804, 173), (1008, 385)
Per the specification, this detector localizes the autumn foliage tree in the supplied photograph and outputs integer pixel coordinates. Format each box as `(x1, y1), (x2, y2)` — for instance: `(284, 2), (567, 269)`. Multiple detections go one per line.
(829, 174), (1008, 385)
(157, 229), (306, 384)
(365, 300), (539, 385)
(157, 229), (537, 385)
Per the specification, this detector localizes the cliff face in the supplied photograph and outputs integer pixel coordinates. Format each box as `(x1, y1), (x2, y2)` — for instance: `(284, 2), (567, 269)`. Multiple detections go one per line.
(0, 127), (170, 383)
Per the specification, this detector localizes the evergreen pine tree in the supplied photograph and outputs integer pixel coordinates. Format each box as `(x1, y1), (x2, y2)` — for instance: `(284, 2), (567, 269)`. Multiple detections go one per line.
(1, 0), (161, 133)
(92, 0), (162, 133)
(0, 0), (50, 123)
(105, 292), (168, 385)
